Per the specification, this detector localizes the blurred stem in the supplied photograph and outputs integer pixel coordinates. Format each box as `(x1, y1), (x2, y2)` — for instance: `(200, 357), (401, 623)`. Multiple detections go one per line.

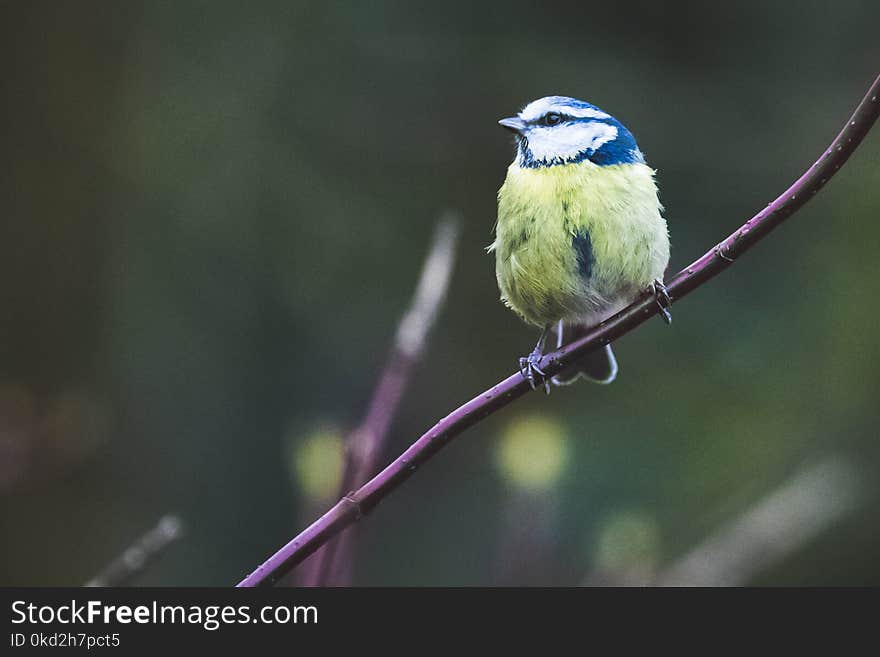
(85, 514), (183, 587)
(305, 215), (460, 586)
(238, 73), (880, 587)
(492, 490), (559, 585)
(656, 458), (859, 586)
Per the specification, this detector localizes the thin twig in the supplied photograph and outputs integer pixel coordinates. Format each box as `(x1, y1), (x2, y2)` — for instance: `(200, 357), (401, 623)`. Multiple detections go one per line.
(237, 74), (880, 587)
(656, 458), (859, 586)
(306, 214), (460, 586)
(85, 514), (183, 587)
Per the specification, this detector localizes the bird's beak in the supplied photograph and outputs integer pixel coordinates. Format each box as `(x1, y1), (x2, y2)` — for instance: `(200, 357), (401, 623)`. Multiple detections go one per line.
(498, 116), (527, 134)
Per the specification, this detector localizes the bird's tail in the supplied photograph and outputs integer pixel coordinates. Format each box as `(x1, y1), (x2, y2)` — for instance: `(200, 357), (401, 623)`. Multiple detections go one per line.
(550, 322), (618, 386)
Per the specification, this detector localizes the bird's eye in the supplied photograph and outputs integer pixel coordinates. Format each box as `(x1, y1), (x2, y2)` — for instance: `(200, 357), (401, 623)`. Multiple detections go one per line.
(543, 112), (563, 126)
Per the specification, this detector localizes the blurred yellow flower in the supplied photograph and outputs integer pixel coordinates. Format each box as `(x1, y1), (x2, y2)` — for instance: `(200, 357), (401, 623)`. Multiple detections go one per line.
(288, 424), (344, 501)
(495, 414), (568, 490)
(594, 510), (660, 574)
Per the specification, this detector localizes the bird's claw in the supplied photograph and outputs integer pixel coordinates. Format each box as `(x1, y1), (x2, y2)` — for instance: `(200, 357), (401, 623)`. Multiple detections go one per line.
(651, 279), (673, 324)
(519, 349), (551, 394)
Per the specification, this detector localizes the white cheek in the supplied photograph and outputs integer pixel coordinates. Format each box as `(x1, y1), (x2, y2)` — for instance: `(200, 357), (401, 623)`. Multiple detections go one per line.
(526, 123), (618, 163)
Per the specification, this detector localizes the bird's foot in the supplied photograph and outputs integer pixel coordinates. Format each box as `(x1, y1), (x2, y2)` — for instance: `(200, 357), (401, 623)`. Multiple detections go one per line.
(651, 279), (673, 324)
(518, 348), (551, 394)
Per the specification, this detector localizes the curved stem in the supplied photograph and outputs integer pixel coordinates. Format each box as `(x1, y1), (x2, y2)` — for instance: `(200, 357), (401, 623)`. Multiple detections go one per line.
(237, 74), (880, 587)
(306, 215), (459, 586)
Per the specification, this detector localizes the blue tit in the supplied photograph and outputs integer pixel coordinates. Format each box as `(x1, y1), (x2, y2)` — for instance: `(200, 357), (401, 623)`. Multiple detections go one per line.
(490, 96), (671, 390)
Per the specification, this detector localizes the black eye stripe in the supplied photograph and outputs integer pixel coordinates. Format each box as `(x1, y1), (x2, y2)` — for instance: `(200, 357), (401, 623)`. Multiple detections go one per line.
(532, 112), (570, 127)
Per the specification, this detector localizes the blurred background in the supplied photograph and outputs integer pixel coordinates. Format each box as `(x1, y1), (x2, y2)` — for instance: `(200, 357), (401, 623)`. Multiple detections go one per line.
(1, 1), (878, 586)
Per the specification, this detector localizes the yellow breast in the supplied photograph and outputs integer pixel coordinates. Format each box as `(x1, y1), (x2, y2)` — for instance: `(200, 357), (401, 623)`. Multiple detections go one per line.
(492, 161), (669, 326)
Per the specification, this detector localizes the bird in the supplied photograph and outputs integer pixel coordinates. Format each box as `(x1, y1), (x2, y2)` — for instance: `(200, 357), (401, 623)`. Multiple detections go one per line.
(490, 95), (671, 392)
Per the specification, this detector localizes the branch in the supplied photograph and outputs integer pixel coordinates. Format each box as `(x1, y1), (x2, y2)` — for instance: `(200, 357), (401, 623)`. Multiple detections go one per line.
(656, 458), (859, 586)
(237, 74), (880, 587)
(85, 514), (183, 587)
(306, 214), (460, 586)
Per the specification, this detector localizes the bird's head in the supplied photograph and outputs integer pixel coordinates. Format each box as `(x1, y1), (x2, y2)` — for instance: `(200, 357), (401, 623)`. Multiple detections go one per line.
(499, 96), (644, 169)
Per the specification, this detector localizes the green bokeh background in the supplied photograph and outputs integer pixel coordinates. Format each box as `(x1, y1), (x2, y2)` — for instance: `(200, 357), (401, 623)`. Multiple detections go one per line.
(2, 1), (878, 586)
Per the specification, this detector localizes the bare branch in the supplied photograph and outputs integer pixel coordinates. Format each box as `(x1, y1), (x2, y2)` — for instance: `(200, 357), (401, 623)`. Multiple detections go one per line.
(237, 74), (880, 587)
(305, 214), (460, 586)
(85, 515), (183, 587)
